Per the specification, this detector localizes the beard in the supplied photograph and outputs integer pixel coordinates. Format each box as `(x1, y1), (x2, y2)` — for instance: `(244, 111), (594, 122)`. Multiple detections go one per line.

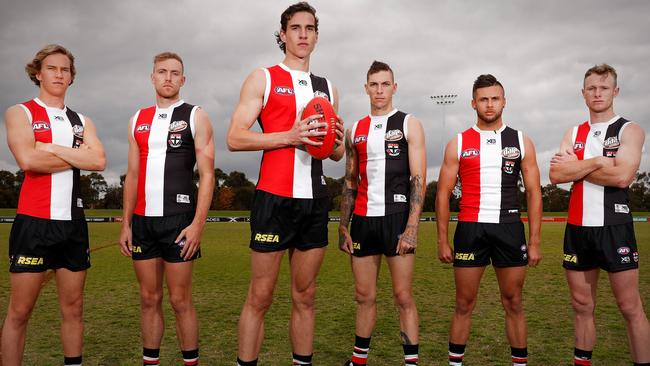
(477, 109), (503, 124)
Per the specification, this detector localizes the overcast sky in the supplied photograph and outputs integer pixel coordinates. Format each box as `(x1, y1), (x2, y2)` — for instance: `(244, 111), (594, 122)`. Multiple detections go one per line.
(1, 0), (648, 186)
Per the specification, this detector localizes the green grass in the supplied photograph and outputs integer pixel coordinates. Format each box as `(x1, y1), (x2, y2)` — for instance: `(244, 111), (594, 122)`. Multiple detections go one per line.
(0, 222), (648, 365)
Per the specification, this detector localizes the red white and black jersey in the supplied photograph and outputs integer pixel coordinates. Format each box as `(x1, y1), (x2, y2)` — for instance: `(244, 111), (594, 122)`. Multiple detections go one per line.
(352, 109), (411, 217)
(132, 100), (198, 217)
(256, 63), (334, 199)
(17, 98), (85, 220)
(568, 116), (633, 227)
(457, 125), (525, 223)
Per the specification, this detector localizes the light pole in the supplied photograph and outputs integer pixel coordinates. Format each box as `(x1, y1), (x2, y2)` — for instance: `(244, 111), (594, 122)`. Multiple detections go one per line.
(430, 94), (457, 155)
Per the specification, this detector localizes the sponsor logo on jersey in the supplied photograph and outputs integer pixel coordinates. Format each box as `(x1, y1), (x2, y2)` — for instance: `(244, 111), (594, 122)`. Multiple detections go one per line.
(274, 86), (294, 96)
(617, 246), (631, 255)
(169, 120), (188, 132)
(254, 233), (280, 243)
(564, 254), (577, 263)
(298, 79), (308, 86)
(321, 175), (326, 185)
(16, 256), (44, 266)
(135, 124), (151, 133)
(606, 150), (617, 157)
(486, 138), (496, 145)
(385, 129), (404, 141)
(503, 160), (515, 174)
(393, 194), (407, 203)
(54, 115), (64, 121)
(313, 90), (329, 100)
(593, 130), (601, 137)
(508, 209), (519, 213)
(132, 245), (142, 253)
(77, 198), (83, 208)
(621, 256), (631, 264)
(354, 135), (367, 144)
(168, 133), (182, 148)
(159, 113), (167, 119)
(177, 239), (186, 248)
(72, 124), (84, 138)
(461, 148), (480, 159)
(176, 194), (190, 204)
(455, 252), (475, 261)
(520, 245), (527, 252)
(353, 242), (361, 250)
(633, 252), (639, 262)
(387, 143), (400, 156)
(603, 136), (620, 149)
(501, 146), (521, 159)
(614, 204), (630, 214)
(32, 121), (51, 132)
(573, 141), (585, 152)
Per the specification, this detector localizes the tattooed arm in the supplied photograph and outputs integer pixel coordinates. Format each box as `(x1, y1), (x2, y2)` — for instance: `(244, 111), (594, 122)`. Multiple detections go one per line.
(339, 128), (359, 254)
(396, 116), (427, 256)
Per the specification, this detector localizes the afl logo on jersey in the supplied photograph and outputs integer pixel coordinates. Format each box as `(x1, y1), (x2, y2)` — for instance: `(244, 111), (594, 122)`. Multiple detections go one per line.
(573, 141), (585, 152)
(32, 121), (51, 132)
(501, 146), (521, 159)
(354, 135), (367, 144)
(169, 120), (188, 133)
(603, 136), (620, 149)
(135, 124), (151, 134)
(387, 143), (400, 157)
(168, 133), (182, 148)
(461, 148), (480, 159)
(385, 129), (404, 142)
(313, 90), (330, 101)
(274, 86), (294, 96)
(72, 125), (84, 138)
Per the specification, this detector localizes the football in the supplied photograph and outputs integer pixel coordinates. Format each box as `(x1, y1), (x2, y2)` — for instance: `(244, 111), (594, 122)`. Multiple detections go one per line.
(301, 96), (338, 160)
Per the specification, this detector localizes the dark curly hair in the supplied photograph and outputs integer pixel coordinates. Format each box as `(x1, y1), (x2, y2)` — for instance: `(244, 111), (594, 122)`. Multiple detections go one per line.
(274, 2), (318, 53)
(472, 74), (504, 98)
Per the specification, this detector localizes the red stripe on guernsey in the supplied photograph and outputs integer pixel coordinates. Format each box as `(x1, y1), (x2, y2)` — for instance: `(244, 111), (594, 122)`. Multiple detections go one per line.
(353, 117), (371, 216)
(133, 106), (156, 215)
(257, 65), (297, 197)
(17, 100), (53, 219)
(568, 122), (590, 225)
(458, 128), (481, 222)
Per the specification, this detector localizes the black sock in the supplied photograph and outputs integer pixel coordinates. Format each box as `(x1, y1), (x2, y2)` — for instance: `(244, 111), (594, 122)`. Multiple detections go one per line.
(574, 348), (592, 366)
(448, 342), (466, 365)
(511, 347), (528, 365)
(64, 356), (82, 366)
(143, 348), (160, 366)
(403, 343), (419, 365)
(292, 353), (312, 366)
(236, 357), (258, 366)
(633, 363), (650, 366)
(182, 348), (199, 365)
(351, 335), (371, 366)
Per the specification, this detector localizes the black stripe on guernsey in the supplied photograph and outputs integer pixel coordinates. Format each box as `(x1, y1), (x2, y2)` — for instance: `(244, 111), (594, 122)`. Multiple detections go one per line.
(309, 74), (331, 199)
(603, 117), (632, 225)
(65, 108), (85, 219)
(499, 127), (522, 223)
(163, 103), (197, 216)
(384, 111), (410, 215)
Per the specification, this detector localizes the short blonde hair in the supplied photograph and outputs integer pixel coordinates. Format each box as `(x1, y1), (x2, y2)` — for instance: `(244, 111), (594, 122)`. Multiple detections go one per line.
(153, 52), (184, 73)
(584, 64), (617, 86)
(25, 44), (76, 86)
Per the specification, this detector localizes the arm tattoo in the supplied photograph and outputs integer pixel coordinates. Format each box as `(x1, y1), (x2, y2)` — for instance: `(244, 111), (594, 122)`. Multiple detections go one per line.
(408, 174), (424, 216)
(340, 130), (357, 229)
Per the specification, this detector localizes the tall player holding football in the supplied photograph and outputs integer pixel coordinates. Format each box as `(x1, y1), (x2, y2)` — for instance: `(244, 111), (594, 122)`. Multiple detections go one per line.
(227, 2), (343, 366)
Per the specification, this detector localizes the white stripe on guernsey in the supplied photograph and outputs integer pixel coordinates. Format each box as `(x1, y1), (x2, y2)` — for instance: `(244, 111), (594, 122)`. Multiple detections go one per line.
(50, 108), (74, 220)
(18, 104), (32, 124)
(364, 111), (395, 216)
(291, 68), (317, 198)
(456, 133), (462, 160)
(571, 125), (578, 150)
(477, 130), (502, 223)
(403, 114), (411, 141)
(262, 68), (271, 108)
(130, 111), (141, 140)
(518, 130), (525, 160)
(189, 106), (197, 138)
(326, 78), (334, 108)
(144, 106), (173, 216)
(582, 124), (605, 226)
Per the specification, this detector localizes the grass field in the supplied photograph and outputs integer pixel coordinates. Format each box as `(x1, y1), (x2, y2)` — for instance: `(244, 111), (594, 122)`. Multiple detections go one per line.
(0, 222), (648, 365)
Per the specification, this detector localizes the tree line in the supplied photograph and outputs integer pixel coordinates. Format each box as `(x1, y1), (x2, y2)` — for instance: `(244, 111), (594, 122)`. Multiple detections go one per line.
(1, 170), (650, 212)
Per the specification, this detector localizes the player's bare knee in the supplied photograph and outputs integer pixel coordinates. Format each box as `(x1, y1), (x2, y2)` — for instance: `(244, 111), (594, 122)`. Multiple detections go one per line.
(169, 293), (193, 315)
(247, 287), (274, 314)
(292, 285), (316, 311)
(140, 290), (163, 310)
(571, 295), (596, 315)
(60, 299), (84, 321)
(7, 304), (35, 326)
(500, 293), (523, 315)
(455, 297), (477, 316)
(616, 298), (644, 322)
(393, 290), (415, 312)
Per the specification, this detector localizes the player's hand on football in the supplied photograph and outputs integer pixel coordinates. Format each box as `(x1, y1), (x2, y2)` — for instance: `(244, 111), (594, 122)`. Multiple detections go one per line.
(396, 224), (418, 256)
(118, 223), (133, 257)
(550, 148), (577, 165)
(288, 109), (327, 147)
(438, 241), (454, 263)
(333, 116), (344, 149)
(338, 225), (354, 254)
(176, 222), (204, 261)
(527, 237), (542, 267)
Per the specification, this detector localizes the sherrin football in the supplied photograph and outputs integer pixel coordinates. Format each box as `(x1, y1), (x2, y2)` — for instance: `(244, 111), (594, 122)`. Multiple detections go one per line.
(301, 96), (337, 160)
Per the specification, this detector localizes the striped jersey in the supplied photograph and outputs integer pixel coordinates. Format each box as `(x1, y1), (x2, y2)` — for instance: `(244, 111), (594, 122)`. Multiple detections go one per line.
(567, 116), (633, 226)
(352, 109), (411, 217)
(457, 125), (525, 223)
(131, 100), (198, 217)
(256, 63), (333, 199)
(17, 98), (85, 220)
